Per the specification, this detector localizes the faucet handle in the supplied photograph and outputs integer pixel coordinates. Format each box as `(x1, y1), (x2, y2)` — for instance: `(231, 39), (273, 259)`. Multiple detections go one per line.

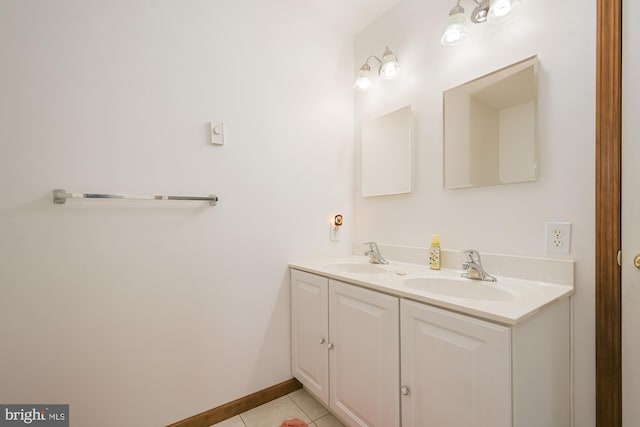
(364, 241), (379, 253)
(463, 249), (480, 263)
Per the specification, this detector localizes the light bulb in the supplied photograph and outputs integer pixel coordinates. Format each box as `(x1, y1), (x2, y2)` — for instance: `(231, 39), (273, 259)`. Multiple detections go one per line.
(353, 67), (372, 91)
(379, 47), (400, 80)
(488, 0), (521, 24)
(441, 11), (469, 46)
(494, 2), (511, 16)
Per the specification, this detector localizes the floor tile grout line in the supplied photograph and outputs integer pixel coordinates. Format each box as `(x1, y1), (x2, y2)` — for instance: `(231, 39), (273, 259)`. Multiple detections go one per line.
(286, 394), (314, 423)
(238, 413), (248, 427)
(286, 391), (330, 423)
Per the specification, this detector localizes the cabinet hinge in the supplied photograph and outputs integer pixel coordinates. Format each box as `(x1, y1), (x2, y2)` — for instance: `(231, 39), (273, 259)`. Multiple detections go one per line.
(617, 250), (622, 267)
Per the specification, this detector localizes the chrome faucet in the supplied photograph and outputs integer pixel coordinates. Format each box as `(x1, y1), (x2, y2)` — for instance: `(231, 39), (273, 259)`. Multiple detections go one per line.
(461, 249), (497, 282)
(364, 242), (388, 264)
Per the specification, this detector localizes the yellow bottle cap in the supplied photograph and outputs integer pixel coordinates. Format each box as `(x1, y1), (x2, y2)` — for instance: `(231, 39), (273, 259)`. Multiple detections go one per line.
(431, 234), (440, 246)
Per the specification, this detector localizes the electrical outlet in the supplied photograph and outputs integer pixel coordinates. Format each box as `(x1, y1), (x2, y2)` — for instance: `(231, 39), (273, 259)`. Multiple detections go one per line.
(545, 222), (572, 254)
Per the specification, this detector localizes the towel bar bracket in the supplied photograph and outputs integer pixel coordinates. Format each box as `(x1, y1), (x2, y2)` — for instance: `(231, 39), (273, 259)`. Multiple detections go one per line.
(53, 189), (68, 204)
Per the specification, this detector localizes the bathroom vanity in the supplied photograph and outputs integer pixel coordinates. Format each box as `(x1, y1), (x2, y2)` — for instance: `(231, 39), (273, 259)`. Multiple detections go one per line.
(289, 251), (573, 427)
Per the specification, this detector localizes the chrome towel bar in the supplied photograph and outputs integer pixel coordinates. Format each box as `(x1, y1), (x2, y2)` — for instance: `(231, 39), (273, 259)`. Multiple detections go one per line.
(53, 189), (218, 206)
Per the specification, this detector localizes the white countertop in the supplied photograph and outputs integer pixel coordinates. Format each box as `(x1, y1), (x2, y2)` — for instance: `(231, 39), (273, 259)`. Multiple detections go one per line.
(289, 255), (574, 325)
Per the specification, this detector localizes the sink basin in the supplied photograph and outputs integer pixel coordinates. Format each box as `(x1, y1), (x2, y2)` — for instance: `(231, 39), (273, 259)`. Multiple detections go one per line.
(323, 263), (387, 274)
(403, 276), (515, 301)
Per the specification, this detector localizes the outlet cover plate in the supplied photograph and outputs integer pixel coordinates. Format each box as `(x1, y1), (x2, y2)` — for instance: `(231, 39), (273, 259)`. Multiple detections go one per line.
(545, 222), (571, 255)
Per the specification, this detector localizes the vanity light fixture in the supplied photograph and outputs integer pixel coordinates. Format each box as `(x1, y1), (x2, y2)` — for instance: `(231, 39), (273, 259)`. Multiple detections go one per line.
(353, 46), (400, 92)
(441, 0), (522, 46)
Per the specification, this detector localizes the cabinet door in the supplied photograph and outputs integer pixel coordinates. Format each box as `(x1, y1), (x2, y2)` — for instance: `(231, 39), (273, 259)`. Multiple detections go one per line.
(401, 300), (511, 427)
(329, 280), (400, 427)
(291, 269), (329, 404)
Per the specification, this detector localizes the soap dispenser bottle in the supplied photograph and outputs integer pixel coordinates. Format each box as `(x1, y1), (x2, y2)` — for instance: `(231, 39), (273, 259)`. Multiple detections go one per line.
(429, 234), (441, 270)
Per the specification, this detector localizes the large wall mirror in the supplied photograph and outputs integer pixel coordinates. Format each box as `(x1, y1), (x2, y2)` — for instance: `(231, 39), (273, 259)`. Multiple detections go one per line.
(443, 56), (538, 189)
(361, 105), (413, 197)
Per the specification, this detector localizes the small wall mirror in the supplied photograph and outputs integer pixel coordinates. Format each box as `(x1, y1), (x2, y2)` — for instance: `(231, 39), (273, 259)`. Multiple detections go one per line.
(443, 56), (538, 189)
(361, 105), (413, 197)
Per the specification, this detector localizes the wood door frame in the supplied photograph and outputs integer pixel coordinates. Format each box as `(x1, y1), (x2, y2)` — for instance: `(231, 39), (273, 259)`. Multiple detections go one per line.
(596, 0), (622, 425)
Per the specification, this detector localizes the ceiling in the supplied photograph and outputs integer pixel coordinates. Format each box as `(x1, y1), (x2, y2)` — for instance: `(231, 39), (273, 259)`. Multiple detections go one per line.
(303, 0), (403, 34)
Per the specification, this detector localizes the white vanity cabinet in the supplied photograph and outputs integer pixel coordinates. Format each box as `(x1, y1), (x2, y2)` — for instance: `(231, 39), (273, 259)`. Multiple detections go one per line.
(400, 299), (511, 427)
(291, 269), (400, 427)
(291, 267), (571, 427)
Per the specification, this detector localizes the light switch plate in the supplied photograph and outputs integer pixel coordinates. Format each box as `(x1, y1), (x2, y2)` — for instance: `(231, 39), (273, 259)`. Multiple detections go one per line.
(210, 121), (224, 145)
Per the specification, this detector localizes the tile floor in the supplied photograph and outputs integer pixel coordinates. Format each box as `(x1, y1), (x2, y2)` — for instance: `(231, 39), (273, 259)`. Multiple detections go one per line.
(211, 388), (346, 427)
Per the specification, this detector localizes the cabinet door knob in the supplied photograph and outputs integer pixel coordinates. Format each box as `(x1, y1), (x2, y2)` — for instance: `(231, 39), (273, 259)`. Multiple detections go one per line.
(319, 338), (326, 344)
(327, 343), (335, 350)
(400, 386), (410, 396)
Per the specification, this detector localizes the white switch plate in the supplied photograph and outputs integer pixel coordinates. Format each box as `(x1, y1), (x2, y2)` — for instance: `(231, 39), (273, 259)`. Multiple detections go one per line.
(545, 222), (571, 254)
(210, 121), (224, 145)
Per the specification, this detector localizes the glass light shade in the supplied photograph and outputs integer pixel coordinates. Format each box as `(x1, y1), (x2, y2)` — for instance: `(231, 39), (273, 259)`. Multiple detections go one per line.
(441, 12), (469, 46)
(379, 49), (400, 80)
(488, 0), (521, 24)
(353, 68), (372, 91)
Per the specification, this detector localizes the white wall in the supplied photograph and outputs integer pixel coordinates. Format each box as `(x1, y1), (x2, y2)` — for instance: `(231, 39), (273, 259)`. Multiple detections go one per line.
(354, 1), (595, 426)
(0, 1), (354, 425)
